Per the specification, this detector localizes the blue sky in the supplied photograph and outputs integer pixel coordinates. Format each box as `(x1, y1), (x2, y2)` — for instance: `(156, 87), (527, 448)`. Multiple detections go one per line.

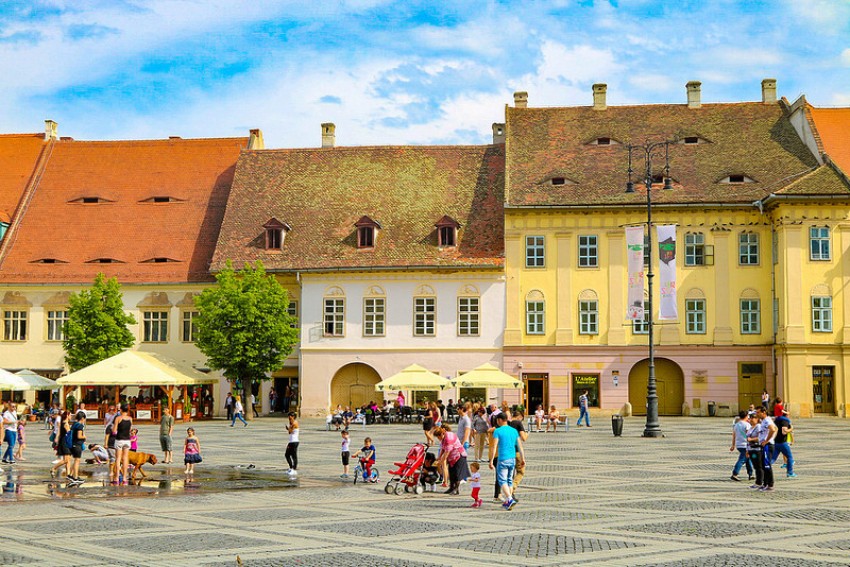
(1, 0), (849, 148)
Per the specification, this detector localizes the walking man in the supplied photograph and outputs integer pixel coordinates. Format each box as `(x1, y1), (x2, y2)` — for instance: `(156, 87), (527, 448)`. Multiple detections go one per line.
(159, 407), (175, 464)
(772, 409), (796, 478)
(2, 401), (18, 464)
(224, 392), (234, 422)
(489, 412), (524, 510)
(730, 410), (754, 481)
(577, 390), (591, 427)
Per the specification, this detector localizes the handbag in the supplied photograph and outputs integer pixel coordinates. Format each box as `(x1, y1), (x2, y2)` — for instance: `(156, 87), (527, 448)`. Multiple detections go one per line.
(49, 431), (56, 443)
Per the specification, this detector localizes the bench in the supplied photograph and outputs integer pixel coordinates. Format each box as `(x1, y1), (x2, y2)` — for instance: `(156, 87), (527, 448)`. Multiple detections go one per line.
(326, 413), (367, 431)
(527, 415), (569, 432)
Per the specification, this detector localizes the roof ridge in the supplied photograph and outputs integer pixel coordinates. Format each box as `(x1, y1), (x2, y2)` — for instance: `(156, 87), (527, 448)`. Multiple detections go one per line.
(510, 101), (780, 111)
(246, 144), (497, 154)
(772, 165), (826, 194)
(59, 136), (249, 144)
(0, 133), (43, 138)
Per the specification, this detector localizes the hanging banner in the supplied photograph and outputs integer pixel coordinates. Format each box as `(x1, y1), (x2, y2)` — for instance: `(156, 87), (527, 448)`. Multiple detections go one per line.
(625, 226), (645, 320)
(657, 225), (678, 319)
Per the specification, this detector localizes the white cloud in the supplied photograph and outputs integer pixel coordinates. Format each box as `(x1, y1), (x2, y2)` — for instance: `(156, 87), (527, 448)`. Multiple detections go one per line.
(841, 48), (850, 66)
(832, 92), (850, 105)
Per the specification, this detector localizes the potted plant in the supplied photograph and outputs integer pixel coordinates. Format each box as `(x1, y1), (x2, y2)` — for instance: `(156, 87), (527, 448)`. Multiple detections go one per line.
(65, 395), (76, 412)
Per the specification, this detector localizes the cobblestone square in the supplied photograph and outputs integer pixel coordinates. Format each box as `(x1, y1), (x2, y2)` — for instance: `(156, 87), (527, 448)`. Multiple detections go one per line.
(2, 416), (850, 566)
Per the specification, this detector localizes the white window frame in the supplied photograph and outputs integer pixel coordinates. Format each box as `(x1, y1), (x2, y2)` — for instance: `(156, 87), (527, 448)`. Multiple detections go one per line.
(525, 236), (545, 268)
(457, 296), (480, 337)
(363, 297), (386, 337)
(525, 300), (545, 335)
(685, 232), (705, 266)
(632, 301), (649, 335)
(3, 309), (28, 341)
(740, 299), (760, 335)
(46, 309), (69, 342)
(142, 310), (169, 343)
(812, 296), (833, 332)
(181, 310), (199, 343)
(686, 299), (706, 334)
(579, 300), (598, 334)
(414, 296), (436, 337)
(578, 235), (598, 268)
(810, 227), (831, 261)
(324, 298), (345, 337)
(739, 232), (759, 265)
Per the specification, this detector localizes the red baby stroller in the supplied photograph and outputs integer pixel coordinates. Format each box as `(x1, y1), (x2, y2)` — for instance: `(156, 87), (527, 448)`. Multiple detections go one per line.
(385, 442), (428, 495)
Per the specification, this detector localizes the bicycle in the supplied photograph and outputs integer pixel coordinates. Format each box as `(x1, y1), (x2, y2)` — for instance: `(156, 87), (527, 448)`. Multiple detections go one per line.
(353, 457), (379, 484)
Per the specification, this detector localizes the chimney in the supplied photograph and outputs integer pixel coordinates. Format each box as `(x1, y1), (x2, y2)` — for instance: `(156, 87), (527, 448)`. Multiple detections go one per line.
(592, 84), (607, 110)
(686, 81), (702, 109)
(761, 78), (777, 104)
(44, 119), (58, 140)
(321, 122), (335, 148)
(513, 91), (528, 108)
(492, 123), (506, 144)
(248, 128), (265, 150)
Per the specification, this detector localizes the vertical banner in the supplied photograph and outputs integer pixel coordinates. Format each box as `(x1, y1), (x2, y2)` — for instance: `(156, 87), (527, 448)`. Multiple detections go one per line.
(625, 226), (645, 320)
(657, 225), (678, 319)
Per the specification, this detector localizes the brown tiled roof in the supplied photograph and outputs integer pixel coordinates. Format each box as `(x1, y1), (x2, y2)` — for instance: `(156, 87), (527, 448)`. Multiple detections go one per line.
(505, 102), (820, 207)
(808, 107), (850, 174)
(773, 163), (850, 196)
(0, 136), (247, 283)
(212, 145), (505, 271)
(0, 134), (48, 223)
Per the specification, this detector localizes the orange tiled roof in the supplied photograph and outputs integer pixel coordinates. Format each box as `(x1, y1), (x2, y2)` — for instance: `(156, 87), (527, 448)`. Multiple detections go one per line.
(808, 107), (850, 174)
(0, 134), (48, 223)
(506, 102), (819, 207)
(212, 144), (505, 272)
(0, 136), (247, 283)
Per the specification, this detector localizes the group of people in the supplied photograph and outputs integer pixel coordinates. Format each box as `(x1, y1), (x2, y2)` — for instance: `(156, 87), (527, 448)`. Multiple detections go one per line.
(730, 402), (796, 492)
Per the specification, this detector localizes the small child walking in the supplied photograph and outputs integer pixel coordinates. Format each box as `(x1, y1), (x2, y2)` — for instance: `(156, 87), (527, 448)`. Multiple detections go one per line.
(183, 428), (202, 475)
(130, 428), (139, 452)
(340, 430), (351, 479)
(14, 419), (26, 461)
(468, 461), (482, 507)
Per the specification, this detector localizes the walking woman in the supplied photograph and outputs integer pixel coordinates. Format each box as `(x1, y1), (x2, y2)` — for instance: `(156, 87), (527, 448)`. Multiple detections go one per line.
(422, 401), (436, 446)
(112, 405), (133, 485)
(285, 412), (299, 477)
(231, 396), (248, 427)
(50, 410), (72, 479)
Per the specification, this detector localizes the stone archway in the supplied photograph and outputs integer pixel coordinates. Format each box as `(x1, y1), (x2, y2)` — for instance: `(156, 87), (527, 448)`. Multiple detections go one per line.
(330, 363), (381, 409)
(628, 358), (685, 416)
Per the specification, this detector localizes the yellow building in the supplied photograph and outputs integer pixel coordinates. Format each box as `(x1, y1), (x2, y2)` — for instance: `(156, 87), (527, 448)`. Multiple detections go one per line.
(502, 81), (850, 418)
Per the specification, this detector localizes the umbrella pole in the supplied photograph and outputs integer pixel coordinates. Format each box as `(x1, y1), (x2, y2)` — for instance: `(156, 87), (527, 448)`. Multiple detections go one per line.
(168, 385), (174, 416)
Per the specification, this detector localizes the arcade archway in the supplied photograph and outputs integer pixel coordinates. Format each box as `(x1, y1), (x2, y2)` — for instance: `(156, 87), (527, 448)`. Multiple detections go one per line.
(628, 358), (685, 416)
(330, 363), (381, 409)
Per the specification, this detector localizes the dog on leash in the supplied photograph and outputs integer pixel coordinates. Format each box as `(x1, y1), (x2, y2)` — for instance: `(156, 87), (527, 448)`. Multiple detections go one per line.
(127, 451), (158, 480)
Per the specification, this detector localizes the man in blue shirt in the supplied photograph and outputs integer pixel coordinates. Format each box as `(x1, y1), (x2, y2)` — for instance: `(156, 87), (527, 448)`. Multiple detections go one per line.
(489, 413), (524, 510)
(577, 390), (591, 427)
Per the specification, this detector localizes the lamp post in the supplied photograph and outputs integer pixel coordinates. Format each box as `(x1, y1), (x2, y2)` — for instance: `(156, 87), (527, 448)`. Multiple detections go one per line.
(626, 140), (674, 438)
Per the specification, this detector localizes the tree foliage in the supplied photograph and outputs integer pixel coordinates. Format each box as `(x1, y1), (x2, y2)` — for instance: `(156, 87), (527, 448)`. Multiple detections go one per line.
(63, 273), (137, 372)
(194, 261), (297, 409)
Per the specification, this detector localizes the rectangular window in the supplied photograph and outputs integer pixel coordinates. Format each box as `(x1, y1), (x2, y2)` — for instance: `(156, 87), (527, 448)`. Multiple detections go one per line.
(812, 296), (833, 332)
(525, 236), (545, 268)
(572, 374), (599, 407)
(685, 233), (705, 266)
(287, 300), (299, 329)
(439, 226), (456, 247)
(324, 298), (345, 337)
(46, 310), (69, 341)
(143, 310), (169, 342)
(3, 310), (27, 341)
(414, 297), (436, 336)
(579, 300), (598, 334)
(457, 297), (480, 336)
(686, 299), (706, 334)
(181, 310), (199, 342)
(578, 235), (598, 267)
(632, 301), (649, 335)
(358, 227), (374, 248)
(739, 232), (759, 265)
(810, 227), (830, 260)
(740, 299), (760, 335)
(525, 301), (545, 335)
(363, 298), (385, 337)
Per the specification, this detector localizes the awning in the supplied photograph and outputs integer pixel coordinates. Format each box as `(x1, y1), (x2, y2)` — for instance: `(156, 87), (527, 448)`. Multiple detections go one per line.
(449, 363), (522, 389)
(0, 368), (59, 391)
(375, 364), (452, 392)
(57, 350), (217, 387)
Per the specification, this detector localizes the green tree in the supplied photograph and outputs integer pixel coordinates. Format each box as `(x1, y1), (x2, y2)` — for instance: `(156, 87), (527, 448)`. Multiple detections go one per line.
(63, 273), (137, 372)
(194, 261), (297, 419)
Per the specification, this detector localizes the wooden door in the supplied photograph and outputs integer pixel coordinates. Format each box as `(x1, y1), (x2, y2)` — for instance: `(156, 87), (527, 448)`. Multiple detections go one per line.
(738, 363), (765, 411)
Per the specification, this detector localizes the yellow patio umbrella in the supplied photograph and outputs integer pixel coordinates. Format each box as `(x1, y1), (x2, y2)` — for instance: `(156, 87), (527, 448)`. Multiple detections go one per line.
(375, 364), (452, 392)
(450, 363), (522, 389)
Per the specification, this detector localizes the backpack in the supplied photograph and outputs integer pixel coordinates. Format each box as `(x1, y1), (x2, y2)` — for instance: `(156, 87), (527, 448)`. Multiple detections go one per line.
(64, 428), (74, 449)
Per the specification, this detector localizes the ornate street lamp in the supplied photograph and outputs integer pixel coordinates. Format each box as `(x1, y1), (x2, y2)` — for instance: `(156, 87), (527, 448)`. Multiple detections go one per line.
(626, 140), (674, 438)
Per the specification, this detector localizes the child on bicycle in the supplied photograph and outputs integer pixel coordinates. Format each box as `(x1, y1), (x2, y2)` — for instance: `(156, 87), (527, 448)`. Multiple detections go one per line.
(352, 437), (376, 482)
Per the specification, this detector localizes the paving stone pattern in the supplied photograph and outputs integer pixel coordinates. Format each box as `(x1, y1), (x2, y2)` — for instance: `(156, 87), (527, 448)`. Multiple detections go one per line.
(2, 416), (850, 566)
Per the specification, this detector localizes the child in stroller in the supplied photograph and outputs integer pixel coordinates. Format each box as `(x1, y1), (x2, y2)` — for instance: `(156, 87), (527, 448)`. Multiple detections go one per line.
(384, 443), (440, 495)
(419, 451), (442, 492)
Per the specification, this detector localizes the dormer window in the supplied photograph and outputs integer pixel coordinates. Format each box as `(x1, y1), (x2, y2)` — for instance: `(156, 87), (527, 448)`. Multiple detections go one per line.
(541, 175), (577, 187)
(141, 257), (179, 263)
(139, 196), (183, 204)
(435, 215), (461, 248)
(596, 137), (611, 145)
(30, 258), (67, 264)
(69, 197), (113, 204)
(263, 218), (291, 251)
(551, 177), (566, 186)
(683, 137), (699, 144)
(86, 258), (123, 264)
(587, 137), (619, 146)
(720, 174), (755, 184)
(355, 216), (381, 249)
